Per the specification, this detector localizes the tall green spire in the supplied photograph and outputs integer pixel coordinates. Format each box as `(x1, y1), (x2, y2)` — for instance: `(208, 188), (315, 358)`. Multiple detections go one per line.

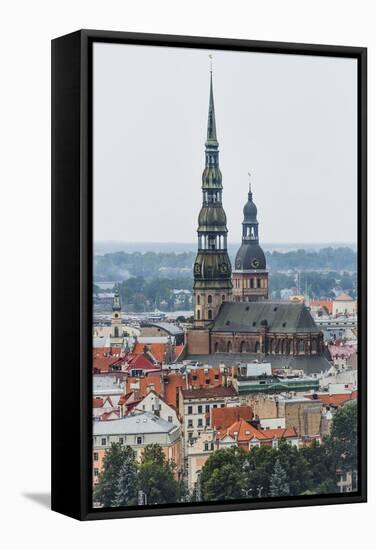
(192, 61), (232, 327)
(206, 71), (218, 145)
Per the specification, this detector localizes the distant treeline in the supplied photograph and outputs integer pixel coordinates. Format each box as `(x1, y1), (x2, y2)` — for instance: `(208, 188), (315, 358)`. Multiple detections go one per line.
(94, 247), (357, 282)
(266, 247), (356, 272)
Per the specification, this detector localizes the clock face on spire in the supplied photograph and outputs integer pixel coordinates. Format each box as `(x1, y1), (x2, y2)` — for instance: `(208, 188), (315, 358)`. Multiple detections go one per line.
(251, 258), (261, 269)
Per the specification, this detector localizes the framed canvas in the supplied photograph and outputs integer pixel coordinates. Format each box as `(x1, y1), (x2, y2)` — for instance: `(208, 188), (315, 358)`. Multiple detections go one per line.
(51, 29), (367, 520)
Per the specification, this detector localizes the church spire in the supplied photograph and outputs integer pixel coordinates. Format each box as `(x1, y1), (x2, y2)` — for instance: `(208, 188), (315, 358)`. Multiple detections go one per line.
(192, 62), (232, 327)
(206, 61), (218, 145)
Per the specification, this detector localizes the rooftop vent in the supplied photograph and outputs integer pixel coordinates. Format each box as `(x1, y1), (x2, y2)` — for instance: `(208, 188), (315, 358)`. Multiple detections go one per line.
(273, 306), (278, 312)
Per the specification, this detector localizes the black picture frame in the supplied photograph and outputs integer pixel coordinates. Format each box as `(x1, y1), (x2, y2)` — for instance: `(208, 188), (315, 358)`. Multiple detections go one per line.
(51, 29), (367, 521)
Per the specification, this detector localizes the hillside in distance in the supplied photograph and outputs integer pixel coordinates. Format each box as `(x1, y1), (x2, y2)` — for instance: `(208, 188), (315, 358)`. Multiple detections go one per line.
(94, 245), (357, 283)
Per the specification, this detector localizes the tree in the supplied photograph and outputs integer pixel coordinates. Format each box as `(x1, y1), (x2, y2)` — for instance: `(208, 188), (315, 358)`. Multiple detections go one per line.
(138, 444), (183, 505)
(112, 447), (138, 507)
(329, 401), (358, 488)
(200, 447), (246, 501)
(94, 443), (137, 507)
(301, 439), (337, 494)
(269, 459), (290, 497)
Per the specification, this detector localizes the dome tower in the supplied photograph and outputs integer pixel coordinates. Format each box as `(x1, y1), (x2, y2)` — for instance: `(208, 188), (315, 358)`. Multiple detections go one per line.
(232, 175), (268, 301)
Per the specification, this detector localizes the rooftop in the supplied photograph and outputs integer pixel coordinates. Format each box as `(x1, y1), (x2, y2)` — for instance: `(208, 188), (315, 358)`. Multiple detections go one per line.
(93, 411), (178, 436)
(181, 385), (237, 400)
(212, 301), (319, 334)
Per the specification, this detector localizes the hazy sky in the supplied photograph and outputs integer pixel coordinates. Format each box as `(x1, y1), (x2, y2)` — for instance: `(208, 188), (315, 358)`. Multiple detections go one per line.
(93, 43), (357, 244)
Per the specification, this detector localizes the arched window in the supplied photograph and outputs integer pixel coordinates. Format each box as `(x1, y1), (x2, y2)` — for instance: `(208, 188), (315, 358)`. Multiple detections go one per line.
(214, 342), (219, 353)
(311, 340), (317, 354)
(208, 309), (212, 320)
(240, 341), (246, 353)
(257, 278), (262, 289)
(222, 294), (225, 302)
(114, 327), (119, 337)
(197, 295), (200, 305)
(227, 341), (232, 353)
(299, 340), (305, 353)
(285, 340), (290, 355)
(208, 295), (212, 304)
(254, 342), (260, 354)
(197, 310), (200, 320)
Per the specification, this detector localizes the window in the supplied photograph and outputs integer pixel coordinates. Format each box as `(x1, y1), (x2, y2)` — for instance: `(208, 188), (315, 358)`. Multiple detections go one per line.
(101, 438), (106, 446)
(205, 379), (210, 385)
(93, 452), (98, 461)
(94, 468), (99, 477)
(119, 437), (124, 445)
(198, 419), (203, 428)
(205, 405), (210, 413)
(208, 309), (212, 320)
(208, 295), (212, 304)
(221, 404), (225, 408)
(214, 374), (219, 380)
(114, 327), (119, 337)
(188, 419), (193, 428)
(213, 404), (217, 409)
(204, 443), (209, 451)
(188, 405), (193, 415)
(197, 295), (200, 305)
(136, 436), (142, 445)
(206, 417), (210, 426)
(168, 416), (173, 423)
(196, 309), (200, 320)
(198, 405), (203, 414)
(222, 294), (225, 302)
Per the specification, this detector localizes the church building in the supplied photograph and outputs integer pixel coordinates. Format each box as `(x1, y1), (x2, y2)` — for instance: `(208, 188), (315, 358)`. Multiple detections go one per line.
(186, 69), (329, 375)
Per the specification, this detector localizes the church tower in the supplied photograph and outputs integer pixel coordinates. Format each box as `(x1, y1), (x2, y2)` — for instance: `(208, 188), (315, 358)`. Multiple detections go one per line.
(193, 67), (232, 327)
(232, 176), (268, 301)
(110, 289), (123, 347)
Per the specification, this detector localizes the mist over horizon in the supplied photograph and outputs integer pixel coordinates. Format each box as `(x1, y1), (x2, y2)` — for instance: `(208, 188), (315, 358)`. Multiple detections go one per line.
(94, 240), (357, 256)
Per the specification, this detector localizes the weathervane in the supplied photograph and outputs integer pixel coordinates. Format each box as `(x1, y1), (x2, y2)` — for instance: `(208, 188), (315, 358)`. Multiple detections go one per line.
(248, 171), (252, 192)
(209, 53), (213, 73)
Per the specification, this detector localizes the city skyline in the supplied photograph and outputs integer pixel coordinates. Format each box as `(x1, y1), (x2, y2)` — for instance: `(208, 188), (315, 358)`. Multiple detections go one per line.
(93, 43), (357, 245)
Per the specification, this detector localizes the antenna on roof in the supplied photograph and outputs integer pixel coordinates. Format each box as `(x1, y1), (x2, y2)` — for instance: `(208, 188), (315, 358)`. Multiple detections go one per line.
(209, 53), (213, 73)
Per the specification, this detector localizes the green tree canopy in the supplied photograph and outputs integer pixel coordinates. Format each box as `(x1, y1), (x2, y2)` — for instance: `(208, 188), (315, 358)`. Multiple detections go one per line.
(138, 444), (183, 505)
(94, 443), (137, 508)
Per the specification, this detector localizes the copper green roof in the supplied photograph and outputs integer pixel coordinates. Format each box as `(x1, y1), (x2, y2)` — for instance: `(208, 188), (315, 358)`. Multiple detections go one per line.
(212, 301), (319, 333)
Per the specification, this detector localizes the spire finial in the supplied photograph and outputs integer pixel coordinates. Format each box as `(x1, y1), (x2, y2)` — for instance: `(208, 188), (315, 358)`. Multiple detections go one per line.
(209, 53), (213, 73)
(248, 171), (252, 193)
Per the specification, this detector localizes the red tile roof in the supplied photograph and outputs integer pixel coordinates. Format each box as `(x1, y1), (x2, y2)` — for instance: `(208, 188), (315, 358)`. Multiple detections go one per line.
(306, 391), (357, 407)
(123, 353), (161, 372)
(100, 410), (120, 421)
(310, 299), (333, 315)
(92, 352), (119, 373)
(125, 373), (163, 398)
(216, 419), (297, 443)
(163, 373), (185, 408)
(133, 343), (166, 363)
(181, 385), (237, 400)
(212, 406), (253, 430)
